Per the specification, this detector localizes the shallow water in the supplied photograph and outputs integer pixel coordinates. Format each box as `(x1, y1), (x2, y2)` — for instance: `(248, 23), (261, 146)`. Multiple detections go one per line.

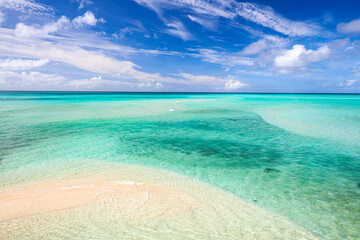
(0, 92), (359, 239)
(0, 161), (317, 240)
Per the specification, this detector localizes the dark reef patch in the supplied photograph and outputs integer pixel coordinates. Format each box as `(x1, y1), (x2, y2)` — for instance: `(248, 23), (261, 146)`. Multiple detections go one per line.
(264, 167), (280, 173)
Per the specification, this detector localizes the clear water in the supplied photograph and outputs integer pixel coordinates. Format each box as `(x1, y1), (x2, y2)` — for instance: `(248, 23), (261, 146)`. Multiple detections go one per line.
(0, 92), (359, 239)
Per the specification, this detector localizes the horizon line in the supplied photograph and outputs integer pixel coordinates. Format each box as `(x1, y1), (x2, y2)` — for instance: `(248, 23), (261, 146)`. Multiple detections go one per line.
(0, 90), (359, 95)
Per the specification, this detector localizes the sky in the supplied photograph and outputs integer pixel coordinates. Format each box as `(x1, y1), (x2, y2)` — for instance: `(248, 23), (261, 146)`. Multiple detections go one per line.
(0, 0), (359, 92)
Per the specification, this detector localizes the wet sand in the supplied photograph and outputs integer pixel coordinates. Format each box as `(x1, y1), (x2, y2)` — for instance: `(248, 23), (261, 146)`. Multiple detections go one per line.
(0, 161), (318, 240)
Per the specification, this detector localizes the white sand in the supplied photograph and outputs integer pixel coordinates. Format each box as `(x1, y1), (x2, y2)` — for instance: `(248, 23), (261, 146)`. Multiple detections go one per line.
(0, 162), (318, 240)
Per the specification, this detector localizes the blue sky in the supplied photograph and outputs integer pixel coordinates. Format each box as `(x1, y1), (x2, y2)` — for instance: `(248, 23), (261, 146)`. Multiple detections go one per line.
(0, 0), (359, 92)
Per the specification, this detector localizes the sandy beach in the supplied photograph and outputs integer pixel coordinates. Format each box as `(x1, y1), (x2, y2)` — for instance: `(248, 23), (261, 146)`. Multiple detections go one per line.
(0, 161), (318, 240)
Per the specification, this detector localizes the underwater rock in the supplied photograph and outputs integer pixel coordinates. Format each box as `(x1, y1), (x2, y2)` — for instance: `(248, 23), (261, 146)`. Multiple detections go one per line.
(264, 167), (280, 173)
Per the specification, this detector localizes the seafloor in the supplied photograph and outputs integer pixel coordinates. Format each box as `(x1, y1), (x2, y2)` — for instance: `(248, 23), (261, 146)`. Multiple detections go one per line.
(0, 92), (359, 239)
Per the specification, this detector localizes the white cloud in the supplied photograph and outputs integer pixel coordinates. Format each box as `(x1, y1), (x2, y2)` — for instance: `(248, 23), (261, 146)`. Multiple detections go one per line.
(137, 81), (163, 89)
(164, 21), (192, 40)
(112, 28), (134, 39)
(274, 44), (330, 71)
(187, 14), (216, 30)
(14, 12), (103, 38)
(132, 0), (320, 37)
(179, 73), (220, 83)
(178, 73), (248, 90)
(73, 0), (93, 9)
(133, 0), (235, 19)
(241, 35), (288, 56)
(72, 11), (104, 28)
(0, 70), (165, 90)
(1, 27), (138, 74)
(339, 79), (358, 87)
(68, 76), (163, 90)
(15, 16), (70, 38)
(241, 39), (267, 55)
(337, 19), (360, 34)
(235, 3), (320, 37)
(0, 58), (49, 70)
(68, 76), (103, 88)
(112, 21), (150, 40)
(236, 69), (274, 77)
(0, 2), (263, 91)
(114, 68), (185, 85)
(0, 24), (186, 87)
(0, 71), (139, 90)
(0, 0), (52, 15)
(67, 76), (127, 89)
(224, 79), (247, 90)
(189, 48), (253, 66)
(0, 71), (65, 89)
(187, 35), (288, 71)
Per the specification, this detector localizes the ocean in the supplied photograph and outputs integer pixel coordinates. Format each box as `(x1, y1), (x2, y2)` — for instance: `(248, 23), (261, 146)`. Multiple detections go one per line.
(0, 92), (359, 239)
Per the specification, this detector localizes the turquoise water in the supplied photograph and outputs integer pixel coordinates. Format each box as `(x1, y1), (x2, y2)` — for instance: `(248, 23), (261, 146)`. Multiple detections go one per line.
(0, 92), (359, 239)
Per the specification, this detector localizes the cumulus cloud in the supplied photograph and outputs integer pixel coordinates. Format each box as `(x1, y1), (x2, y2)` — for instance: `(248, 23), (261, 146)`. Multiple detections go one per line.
(72, 11), (104, 28)
(188, 35), (288, 70)
(67, 76), (127, 89)
(67, 76), (102, 88)
(337, 19), (360, 34)
(224, 79), (247, 90)
(137, 81), (163, 89)
(339, 79), (358, 87)
(68, 76), (163, 90)
(178, 73), (247, 90)
(0, 71), (65, 89)
(15, 16), (70, 38)
(274, 44), (330, 71)
(0, 69), (167, 90)
(0, 58), (49, 70)
(14, 12), (103, 38)
(0, 71), (143, 91)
